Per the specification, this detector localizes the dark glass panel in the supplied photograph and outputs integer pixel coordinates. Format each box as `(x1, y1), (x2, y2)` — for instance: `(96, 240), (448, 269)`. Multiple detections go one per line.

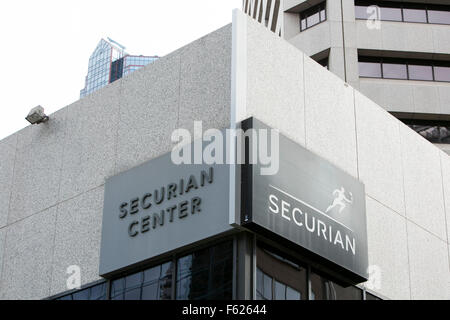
(142, 265), (160, 300)
(176, 255), (193, 300)
(90, 283), (107, 300)
(310, 271), (363, 300)
(256, 245), (307, 300)
(125, 272), (142, 290)
(409, 125), (450, 144)
(332, 284), (363, 300)
(263, 273), (273, 300)
(380, 7), (402, 21)
(286, 286), (301, 300)
(434, 66), (450, 82)
(428, 10), (450, 25)
(110, 278), (125, 300)
(124, 288), (141, 300)
(141, 283), (158, 300)
(403, 9), (427, 23)
(143, 265), (160, 283)
(359, 62), (382, 78)
(256, 268), (265, 300)
(176, 241), (233, 300)
(72, 288), (90, 300)
(274, 280), (286, 300)
(318, 57), (329, 69)
(159, 262), (174, 300)
(188, 249), (210, 300)
(209, 242), (233, 300)
(408, 65), (433, 81)
(382, 63), (407, 79)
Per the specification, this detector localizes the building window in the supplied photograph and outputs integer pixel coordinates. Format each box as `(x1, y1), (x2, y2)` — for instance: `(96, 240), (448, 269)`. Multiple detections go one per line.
(50, 238), (383, 301)
(403, 8), (427, 23)
(359, 61), (382, 78)
(434, 66), (450, 82)
(255, 242), (376, 301)
(317, 57), (329, 69)
(310, 270), (363, 300)
(408, 125), (450, 144)
(300, 2), (327, 31)
(355, 1), (450, 25)
(256, 246), (308, 300)
(359, 56), (450, 83)
(408, 64), (433, 81)
(379, 6), (402, 22)
(51, 240), (233, 301)
(110, 261), (174, 300)
(382, 63), (408, 79)
(176, 241), (233, 300)
(55, 281), (108, 300)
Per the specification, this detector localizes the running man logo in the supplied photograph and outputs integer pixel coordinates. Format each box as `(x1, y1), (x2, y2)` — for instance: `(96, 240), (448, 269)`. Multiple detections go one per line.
(326, 187), (353, 214)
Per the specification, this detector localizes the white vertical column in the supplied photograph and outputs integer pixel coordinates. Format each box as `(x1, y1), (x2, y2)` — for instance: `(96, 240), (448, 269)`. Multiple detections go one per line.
(230, 10), (248, 227)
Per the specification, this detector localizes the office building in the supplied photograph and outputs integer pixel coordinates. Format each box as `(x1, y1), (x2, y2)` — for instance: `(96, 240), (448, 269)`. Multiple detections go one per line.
(244, 0), (450, 154)
(80, 38), (158, 98)
(0, 10), (449, 300)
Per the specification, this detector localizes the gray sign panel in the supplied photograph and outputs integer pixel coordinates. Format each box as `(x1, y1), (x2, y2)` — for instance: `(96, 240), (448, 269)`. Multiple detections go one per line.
(241, 118), (368, 282)
(100, 149), (232, 277)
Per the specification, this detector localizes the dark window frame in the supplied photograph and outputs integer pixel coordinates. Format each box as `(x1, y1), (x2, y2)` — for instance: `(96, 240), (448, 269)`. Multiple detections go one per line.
(300, 2), (327, 32)
(354, 0), (450, 25)
(254, 239), (382, 301)
(358, 56), (450, 83)
(48, 234), (385, 301)
(47, 237), (235, 301)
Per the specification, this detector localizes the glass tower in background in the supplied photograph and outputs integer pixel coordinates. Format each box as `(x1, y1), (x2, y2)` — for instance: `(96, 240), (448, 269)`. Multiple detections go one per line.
(80, 38), (158, 98)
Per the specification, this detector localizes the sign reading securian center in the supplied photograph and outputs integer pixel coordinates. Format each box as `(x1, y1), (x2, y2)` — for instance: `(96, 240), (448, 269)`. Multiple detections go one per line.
(240, 118), (369, 283)
(117, 167), (213, 239)
(99, 146), (232, 277)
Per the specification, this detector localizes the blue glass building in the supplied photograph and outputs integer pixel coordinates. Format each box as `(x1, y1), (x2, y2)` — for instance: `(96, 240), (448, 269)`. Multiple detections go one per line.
(80, 38), (158, 98)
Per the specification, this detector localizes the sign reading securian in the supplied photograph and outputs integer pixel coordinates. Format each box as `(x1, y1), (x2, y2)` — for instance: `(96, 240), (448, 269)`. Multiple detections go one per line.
(241, 118), (369, 283)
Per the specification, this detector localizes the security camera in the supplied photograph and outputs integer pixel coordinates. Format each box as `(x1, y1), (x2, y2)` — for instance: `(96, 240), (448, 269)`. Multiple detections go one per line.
(26, 106), (49, 125)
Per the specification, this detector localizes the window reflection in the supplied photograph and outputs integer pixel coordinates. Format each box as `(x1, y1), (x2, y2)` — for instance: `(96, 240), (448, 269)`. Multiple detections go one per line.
(55, 282), (107, 301)
(408, 125), (450, 144)
(111, 262), (174, 300)
(256, 245), (307, 300)
(310, 271), (363, 300)
(176, 241), (233, 300)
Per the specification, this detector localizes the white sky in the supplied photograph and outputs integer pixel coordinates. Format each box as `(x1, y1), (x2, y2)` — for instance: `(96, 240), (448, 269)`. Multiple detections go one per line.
(0, 0), (242, 140)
